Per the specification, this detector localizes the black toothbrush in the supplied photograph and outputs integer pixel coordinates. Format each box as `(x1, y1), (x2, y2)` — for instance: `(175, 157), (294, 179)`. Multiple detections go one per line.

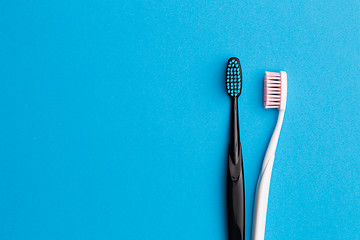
(226, 57), (245, 240)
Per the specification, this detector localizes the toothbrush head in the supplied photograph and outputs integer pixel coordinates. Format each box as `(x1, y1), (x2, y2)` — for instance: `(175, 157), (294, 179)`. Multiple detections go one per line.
(264, 71), (287, 111)
(226, 57), (242, 98)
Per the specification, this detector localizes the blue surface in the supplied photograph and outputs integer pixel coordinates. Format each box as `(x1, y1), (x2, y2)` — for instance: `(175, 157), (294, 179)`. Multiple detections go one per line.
(1, 0), (359, 239)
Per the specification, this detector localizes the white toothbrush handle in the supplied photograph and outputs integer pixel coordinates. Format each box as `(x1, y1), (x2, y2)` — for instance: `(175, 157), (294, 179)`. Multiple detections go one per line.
(252, 153), (275, 240)
(252, 110), (284, 240)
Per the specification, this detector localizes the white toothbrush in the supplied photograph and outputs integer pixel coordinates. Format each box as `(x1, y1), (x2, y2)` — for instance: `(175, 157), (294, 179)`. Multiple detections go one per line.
(252, 71), (287, 240)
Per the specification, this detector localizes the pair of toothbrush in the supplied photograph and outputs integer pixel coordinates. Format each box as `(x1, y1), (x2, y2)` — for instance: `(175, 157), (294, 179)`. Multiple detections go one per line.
(225, 57), (245, 240)
(224, 57), (287, 240)
(252, 71), (287, 240)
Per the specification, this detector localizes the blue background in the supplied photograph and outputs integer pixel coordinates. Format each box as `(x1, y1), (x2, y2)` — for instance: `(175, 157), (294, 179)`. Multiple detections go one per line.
(1, 0), (359, 239)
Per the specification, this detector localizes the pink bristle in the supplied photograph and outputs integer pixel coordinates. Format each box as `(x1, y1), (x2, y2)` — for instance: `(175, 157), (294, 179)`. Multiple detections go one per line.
(264, 71), (281, 109)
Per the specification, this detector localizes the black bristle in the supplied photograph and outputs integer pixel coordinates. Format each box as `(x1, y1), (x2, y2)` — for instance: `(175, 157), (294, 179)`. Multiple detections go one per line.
(226, 57), (242, 97)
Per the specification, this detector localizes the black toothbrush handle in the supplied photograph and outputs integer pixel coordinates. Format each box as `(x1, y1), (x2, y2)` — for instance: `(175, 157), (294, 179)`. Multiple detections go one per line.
(227, 97), (245, 240)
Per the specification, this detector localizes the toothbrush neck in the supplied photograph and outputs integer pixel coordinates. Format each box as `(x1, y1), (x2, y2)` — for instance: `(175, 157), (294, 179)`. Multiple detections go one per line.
(230, 97), (240, 164)
(264, 110), (285, 160)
